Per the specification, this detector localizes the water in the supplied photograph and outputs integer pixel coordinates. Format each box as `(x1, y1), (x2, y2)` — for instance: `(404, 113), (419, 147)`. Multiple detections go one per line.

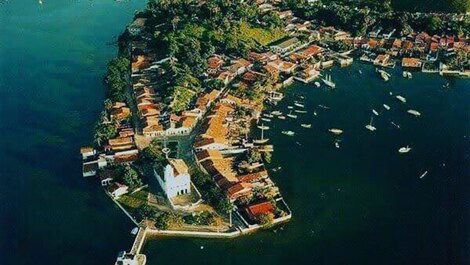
(1, 2), (469, 265)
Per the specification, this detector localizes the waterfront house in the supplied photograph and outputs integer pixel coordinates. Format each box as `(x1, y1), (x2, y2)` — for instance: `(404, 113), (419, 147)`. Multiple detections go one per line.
(402, 58), (422, 68)
(227, 182), (252, 201)
(80, 146), (96, 160)
(373, 54), (391, 67)
(244, 201), (275, 222)
(154, 159), (191, 199)
(270, 37), (301, 54)
(82, 161), (98, 177)
(107, 183), (129, 199)
(127, 18), (147, 36)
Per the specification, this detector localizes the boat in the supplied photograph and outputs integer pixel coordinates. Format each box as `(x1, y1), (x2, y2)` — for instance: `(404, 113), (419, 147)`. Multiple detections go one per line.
(282, 130), (295, 136)
(295, 110), (307, 114)
(383, 104), (391, 110)
(365, 116), (377, 131)
(294, 102), (305, 108)
(419, 171), (428, 179)
(314, 82), (321, 87)
(272, 166), (282, 172)
(313, 111), (318, 116)
(396, 95), (407, 103)
(407, 109), (421, 117)
(263, 114), (274, 118)
(287, 111), (297, 119)
(372, 109), (379, 116)
(318, 104), (330, 109)
(287, 106), (294, 109)
(278, 115), (286, 120)
(257, 124), (270, 130)
(358, 70), (363, 74)
(328, 128), (343, 135)
(271, 111), (282, 116)
(39, 0), (43, 4)
(378, 69), (390, 81)
(389, 91), (393, 96)
(131, 227), (139, 235)
(335, 141), (340, 148)
(391, 121), (400, 129)
(301, 124), (312, 128)
(442, 83), (450, 89)
(398, 146), (411, 153)
(322, 74), (336, 88)
(261, 117), (271, 122)
(402, 71), (412, 78)
(254, 126), (269, 144)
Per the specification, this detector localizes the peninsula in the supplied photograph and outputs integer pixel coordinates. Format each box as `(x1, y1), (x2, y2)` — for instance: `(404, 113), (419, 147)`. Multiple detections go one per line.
(80, 1), (469, 264)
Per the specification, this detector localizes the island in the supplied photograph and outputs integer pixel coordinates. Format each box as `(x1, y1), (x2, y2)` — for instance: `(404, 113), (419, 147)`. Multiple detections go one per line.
(79, 0), (469, 264)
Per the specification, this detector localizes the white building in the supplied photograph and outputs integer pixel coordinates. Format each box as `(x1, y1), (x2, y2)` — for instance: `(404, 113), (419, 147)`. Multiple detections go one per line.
(154, 159), (191, 199)
(107, 183), (129, 199)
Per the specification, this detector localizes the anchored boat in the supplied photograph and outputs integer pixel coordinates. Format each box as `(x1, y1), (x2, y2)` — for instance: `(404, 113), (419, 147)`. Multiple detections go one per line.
(322, 74), (336, 88)
(287, 111), (298, 119)
(328, 128), (343, 135)
(365, 116), (377, 131)
(282, 130), (295, 136)
(372, 109), (379, 116)
(301, 124), (312, 128)
(407, 109), (421, 117)
(398, 146), (411, 153)
(383, 104), (391, 110)
(396, 95), (407, 103)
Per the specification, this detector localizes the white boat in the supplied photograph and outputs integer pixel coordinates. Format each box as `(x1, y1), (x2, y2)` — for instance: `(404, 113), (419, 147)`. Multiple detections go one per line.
(398, 146), (411, 153)
(295, 110), (307, 114)
(313, 111), (318, 116)
(322, 74), (336, 88)
(403, 71), (412, 78)
(282, 130), (295, 136)
(287, 106), (294, 109)
(442, 83), (450, 89)
(287, 111), (297, 119)
(301, 124), (312, 128)
(328, 128), (343, 135)
(378, 69), (390, 81)
(39, 0), (43, 4)
(358, 70), (363, 74)
(372, 109), (379, 116)
(318, 105), (330, 109)
(278, 115), (286, 120)
(131, 227), (139, 235)
(383, 104), (391, 110)
(391, 121), (400, 129)
(396, 95), (406, 103)
(365, 116), (376, 131)
(389, 91), (393, 96)
(419, 171), (428, 179)
(263, 114), (274, 118)
(254, 126), (269, 144)
(257, 125), (270, 130)
(261, 118), (271, 122)
(294, 102), (305, 108)
(314, 82), (321, 87)
(407, 109), (421, 117)
(335, 141), (340, 148)
(271, 111), (282, 116)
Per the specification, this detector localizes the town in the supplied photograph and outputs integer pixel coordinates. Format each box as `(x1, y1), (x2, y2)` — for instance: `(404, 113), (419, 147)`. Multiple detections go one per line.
(79, 0), (469, 264)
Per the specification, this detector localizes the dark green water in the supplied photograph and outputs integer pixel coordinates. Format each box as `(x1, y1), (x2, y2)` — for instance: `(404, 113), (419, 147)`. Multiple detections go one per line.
(1, 1), (468, 265)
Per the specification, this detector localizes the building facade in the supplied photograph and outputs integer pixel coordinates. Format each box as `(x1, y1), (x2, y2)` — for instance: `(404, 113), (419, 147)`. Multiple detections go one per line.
(154, 159), (191, 199)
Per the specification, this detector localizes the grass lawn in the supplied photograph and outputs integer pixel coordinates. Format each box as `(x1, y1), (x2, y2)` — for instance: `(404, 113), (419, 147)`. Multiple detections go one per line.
(117, 190), (149, 209)
(238, 22), (286, 46)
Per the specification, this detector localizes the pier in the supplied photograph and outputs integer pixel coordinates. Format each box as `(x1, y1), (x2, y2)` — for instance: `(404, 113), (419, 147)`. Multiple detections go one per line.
(130, 227), (147, 255)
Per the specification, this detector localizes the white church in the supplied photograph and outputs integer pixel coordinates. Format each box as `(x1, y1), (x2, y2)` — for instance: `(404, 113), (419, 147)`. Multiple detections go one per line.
(154, 158), (191, 199)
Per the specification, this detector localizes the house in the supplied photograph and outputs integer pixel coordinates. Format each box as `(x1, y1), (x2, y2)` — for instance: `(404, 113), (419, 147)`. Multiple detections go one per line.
(154, 159), (191, 199)
(207, 56), (224, 75)
(80, 146), (96, 160)
(226, 182), (252, 201)
(127, 18), (147, 36)
(373, 54), (390, 67)
(270, 37), (301, 54)
(244, 201), (275, 222)
(267, 59), (297, 73)
(107, 183), (129, 199)
(402, 58), (422, 68)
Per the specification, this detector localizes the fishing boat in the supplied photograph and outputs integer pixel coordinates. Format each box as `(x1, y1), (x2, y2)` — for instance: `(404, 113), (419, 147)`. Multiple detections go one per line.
(278, 115), (286, 120)
(372, 109), (379, 116)
(295, 109), (307, 114)
(314, 82), (321, 87)
(257, 124), (270, 130)
(287, 106), (294, 109)
(301, 124), (312, 128)
(294, 102), (305, 108)
(271, 110), (282, 116)
(396, 95), (406, 103)
(322, 74), (336, 88)
(282, 130), (295, 136)
(131, 227), (139, 235)
(391, 121), (400, 129)
(254, 126), (269, 144)
(407, 109), (421, 117)
(261, 117), (271, 122)
(318, 104), (330, 109)
(365, 116), (377, 131)
(263, 113), (274, 118)
(398, 146), (411, 153)
(328, 128), (343, 135)
(383, 104), (391, 110)
(419, 171), (428, 179)
(378, 69), (390, 81)
(287, 111), (297, 119)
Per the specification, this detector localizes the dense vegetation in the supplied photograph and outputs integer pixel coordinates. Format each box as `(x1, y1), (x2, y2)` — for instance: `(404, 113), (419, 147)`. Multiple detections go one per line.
(105, 56), (130, 102)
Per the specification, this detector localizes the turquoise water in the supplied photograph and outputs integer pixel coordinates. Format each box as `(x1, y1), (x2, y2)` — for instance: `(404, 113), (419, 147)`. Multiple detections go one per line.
(1, 1), (469, 265)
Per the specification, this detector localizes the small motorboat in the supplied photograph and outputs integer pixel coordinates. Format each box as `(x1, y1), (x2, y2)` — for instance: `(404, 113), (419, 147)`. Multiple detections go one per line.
(314, 82), (321, 87)
(271, 111), (282, 116)
(396, 95), (406, 103)
(263, 114), (274, 118)
(131, 227), (139, 235)
(278, 115), (286, 120)
(402, 71), (412, 78)
(358, 70), (363, 74)
(398, 146), (411, 154)
(318, 105), (330, 109)
(383, 104), (391, 110)
(372, 109), (379, 116)
(261, 117), (271, 122)
(301, 124), (312, 128)
(294, 102), (305, 108)
(419, 171), (428, 179)
(391, 121), (400, 129)
(282, 130), (295, 136)
(365, 116), (376, 131)
(287, 111), (297, 119)
(329, 128), (343, 135)
(335, 141), (340, 148)
(313, 111), (318, 116)
(407, 109), (421, 117)
(295, 110), (307, 114)
(389, 91), (393, 96)
(257, 125), (270, 130)
(287, 106), (294, 109)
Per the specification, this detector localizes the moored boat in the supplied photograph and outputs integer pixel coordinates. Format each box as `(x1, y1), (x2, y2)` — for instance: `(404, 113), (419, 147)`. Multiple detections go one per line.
(398, 146), (411, 153)
(372, 109), (379, 116)
(383, 104), (391, 110)
(301, 124), (312, 128)
(396, 95), (406, 103)
(407, 109), (421, 117)
(328, 128), (343, 135)
(295, 110), (307, 114)
(282, 130), (295, 136)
